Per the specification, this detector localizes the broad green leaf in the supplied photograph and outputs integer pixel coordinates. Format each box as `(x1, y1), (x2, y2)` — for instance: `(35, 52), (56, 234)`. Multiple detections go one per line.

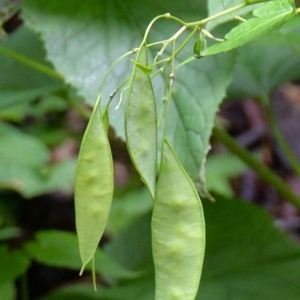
(204, 0), (296, 56)
(22, 0), (207, 138)
(206, 153), (247, 196)
(106, 188), (153, 236)
(0, 93), (68, 123)
(0, 123), (49, 167)
(105, 213), (153, 272)
(22, 0), (223, 194)
(228, 17), (300, 98)
(22, 0), (207, 99)
(0, 26), (63, 109)
(0, 123), (75, 197)
(198, 198), (300, 299)
(0, 246), (30, 286)
(106, 198), (300, 299)
(25, 230), (138, 280)
(167, 53), (235, 195)
(0, 123), (50, 197)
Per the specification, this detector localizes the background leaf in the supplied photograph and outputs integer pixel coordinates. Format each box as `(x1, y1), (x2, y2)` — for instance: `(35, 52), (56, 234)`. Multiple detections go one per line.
(0, 123), (75, 197)
(0, 283), (15, 300)
(228, 17), (300, 98)
(206, 153), (246, 196)
(104, 197), (300, 299)
(167, 52), (235, 192)
(198, 198), (300, 299)
(22, 0), (207, 104)
(0, 27), (63, 109)
(106, 187), (152, 236)
(20, 0), (239, 195)
(0, 246), (30, 286)
(206, 0), (263, 30)
(22, 0), (207, 139)
(204, 0), (295, 56)
(25, 230), (138, 280)
(0, 123), (50, 196)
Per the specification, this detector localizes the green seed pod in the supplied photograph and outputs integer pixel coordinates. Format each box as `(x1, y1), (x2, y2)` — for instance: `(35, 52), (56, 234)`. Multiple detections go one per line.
(152, 139), (205, 300)
(125, 46), (157, 199)
(75, 100), (114, 274)
(193, 37), (203, 59)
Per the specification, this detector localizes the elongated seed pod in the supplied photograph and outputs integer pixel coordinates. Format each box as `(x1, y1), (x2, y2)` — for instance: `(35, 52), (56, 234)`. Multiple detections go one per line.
(75, 101), (114, 273)
(125, 46), (157, 198)
(152, 140), (205, 300)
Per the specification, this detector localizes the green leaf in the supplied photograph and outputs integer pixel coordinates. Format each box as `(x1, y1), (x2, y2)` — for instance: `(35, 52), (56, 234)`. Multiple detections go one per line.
(204, 0), (296, 56)
(106, 198), (300, 299)
(0, 123), (51, 197)
(107, 187), (153, 236)
(37, 284), (102, 300)
(95, 277), (154, 300)
(168, 53), (235, 195)
(0, 26), (63, 109)
(0, 122), (76, 197)
(25, 230), (138, 280)
(43, 158), (76, 194)
(22, 0), (207, 138)
(198, 198), (300, 299)
(228, 17), (300, 98)
(0, 93), (68, 123)
(0, 283), (15, 300)
(206, 153), (247, 196)
(0, 246), (30, 286)
(0, 227), (21, 241)
(105, 213), (153, 272)
(22, 0), (207, 100)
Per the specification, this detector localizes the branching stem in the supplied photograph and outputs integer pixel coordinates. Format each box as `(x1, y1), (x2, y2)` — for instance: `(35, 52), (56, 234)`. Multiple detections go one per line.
(213, 126), (300, 211)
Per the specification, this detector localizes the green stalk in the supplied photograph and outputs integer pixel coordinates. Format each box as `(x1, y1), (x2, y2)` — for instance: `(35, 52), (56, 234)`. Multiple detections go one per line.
(264, 103), (300, 177)
(0, 45), (64, 81)
(20, 274), (29, 300)
(213, 126), (300, 210)
(186, 3), (246, 27)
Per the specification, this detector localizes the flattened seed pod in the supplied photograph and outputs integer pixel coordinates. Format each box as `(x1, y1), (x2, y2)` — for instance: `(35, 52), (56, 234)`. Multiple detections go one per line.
(125, 46), (157, 198)
(75, 101), (114, 273)
(152, 140), (205, 300)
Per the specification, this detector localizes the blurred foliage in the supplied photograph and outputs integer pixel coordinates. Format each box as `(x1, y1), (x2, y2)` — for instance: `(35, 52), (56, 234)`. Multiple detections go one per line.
(0, 0), (300, 299)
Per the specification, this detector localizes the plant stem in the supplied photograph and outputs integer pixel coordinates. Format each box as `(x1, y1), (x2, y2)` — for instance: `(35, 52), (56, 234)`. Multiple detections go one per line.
(264, 103), (300, 177)
(186, 3), (246, 27)
(213, 126), (300, 210)
(0, 45), (64, 81)
(20, 274), (29, 300)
